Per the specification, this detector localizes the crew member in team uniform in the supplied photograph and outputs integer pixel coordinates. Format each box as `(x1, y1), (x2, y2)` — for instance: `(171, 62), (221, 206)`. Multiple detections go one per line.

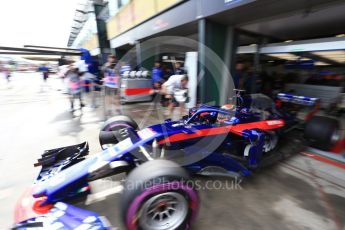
(151, 61), (165, 107)
(38, 64), (49, 82)
(102, 54), (120, 115)
(173, 62), (185, 75)
(152, 61), (164, 86)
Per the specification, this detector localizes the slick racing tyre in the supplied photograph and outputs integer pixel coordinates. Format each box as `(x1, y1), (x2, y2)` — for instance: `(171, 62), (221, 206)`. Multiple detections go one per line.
(99, 115), (138, 149)
(121, 160), (199, 230)
(305, 116), (340, 151)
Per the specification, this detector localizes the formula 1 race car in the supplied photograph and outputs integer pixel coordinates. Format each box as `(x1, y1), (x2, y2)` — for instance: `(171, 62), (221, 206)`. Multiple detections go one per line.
(99, 92), (340, 175)
(14, 91), (339, 230)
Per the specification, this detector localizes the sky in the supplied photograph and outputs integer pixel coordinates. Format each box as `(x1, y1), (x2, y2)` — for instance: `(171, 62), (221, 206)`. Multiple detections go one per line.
(0, 0), (79, 48)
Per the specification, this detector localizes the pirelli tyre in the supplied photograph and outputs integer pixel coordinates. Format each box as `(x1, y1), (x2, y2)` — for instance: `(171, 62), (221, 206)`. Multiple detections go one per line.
(121, 160), (199, 230)
(305, 116), (340, 151)
(99, 115), (138, 150)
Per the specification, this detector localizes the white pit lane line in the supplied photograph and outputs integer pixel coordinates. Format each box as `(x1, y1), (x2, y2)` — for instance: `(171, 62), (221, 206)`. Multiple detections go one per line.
(85, 183), (124, 205)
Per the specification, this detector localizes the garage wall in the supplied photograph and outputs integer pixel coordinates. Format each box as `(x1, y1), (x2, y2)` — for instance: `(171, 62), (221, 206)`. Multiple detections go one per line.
(82, 34), (100, 51)
(106, 0), (183, 40)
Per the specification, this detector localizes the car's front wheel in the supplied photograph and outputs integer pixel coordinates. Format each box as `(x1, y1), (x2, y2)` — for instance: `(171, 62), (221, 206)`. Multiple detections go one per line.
(99, 115), (138, 149)
(121, 160), (199, 230)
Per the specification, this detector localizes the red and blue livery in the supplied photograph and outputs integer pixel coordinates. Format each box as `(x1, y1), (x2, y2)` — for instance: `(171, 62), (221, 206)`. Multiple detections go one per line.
(14, 92), (340, 230)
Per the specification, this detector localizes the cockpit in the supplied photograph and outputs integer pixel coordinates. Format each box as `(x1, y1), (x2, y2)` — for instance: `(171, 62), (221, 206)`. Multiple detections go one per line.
(185, 105), (238, 126)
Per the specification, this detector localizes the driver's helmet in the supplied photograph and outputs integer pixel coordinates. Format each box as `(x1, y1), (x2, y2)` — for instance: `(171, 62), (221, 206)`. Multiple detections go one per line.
(222, 104), (235, 110)
(188, 107), (198, 117)
(217, 104), (234, 124)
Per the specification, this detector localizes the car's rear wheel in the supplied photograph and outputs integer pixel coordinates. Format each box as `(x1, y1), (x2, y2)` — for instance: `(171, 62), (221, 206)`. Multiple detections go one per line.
(305, 116), (340, 151)
(121, 160), (198, 230)
(99, 115), (138, 149)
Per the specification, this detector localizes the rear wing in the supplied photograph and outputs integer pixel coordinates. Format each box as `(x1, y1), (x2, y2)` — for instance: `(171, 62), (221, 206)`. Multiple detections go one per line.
(277, 93), (320, 106)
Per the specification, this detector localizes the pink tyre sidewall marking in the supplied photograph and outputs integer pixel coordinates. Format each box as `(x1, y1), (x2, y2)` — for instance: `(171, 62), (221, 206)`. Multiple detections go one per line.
(126, 181), (199, 230)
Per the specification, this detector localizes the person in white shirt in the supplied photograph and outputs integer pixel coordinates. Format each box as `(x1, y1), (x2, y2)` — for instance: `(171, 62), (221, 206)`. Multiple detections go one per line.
(162, 74), (189, 116)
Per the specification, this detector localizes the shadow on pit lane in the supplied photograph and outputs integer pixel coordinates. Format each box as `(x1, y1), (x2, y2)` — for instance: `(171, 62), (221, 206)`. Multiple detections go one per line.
(68, 157), (345, 230)
(55, 117), (84, 136)
(50, 111), (75, 123)
(193, 165), (332, 229)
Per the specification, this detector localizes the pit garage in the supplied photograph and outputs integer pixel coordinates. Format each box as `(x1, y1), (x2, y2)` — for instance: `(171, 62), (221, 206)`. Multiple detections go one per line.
(108, 0), (345, 156)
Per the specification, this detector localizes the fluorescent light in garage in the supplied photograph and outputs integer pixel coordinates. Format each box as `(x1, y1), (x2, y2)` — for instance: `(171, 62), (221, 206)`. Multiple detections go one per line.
(312, 51), (345, 64)
(266, 53), (331, 66)
(267, 53), (301, 61)
(300, 57), (311, 61)
(314, 61), (330, 66)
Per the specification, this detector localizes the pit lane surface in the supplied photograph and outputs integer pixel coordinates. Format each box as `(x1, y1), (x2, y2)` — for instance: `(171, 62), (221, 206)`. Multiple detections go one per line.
(0, 72), (344, 229)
